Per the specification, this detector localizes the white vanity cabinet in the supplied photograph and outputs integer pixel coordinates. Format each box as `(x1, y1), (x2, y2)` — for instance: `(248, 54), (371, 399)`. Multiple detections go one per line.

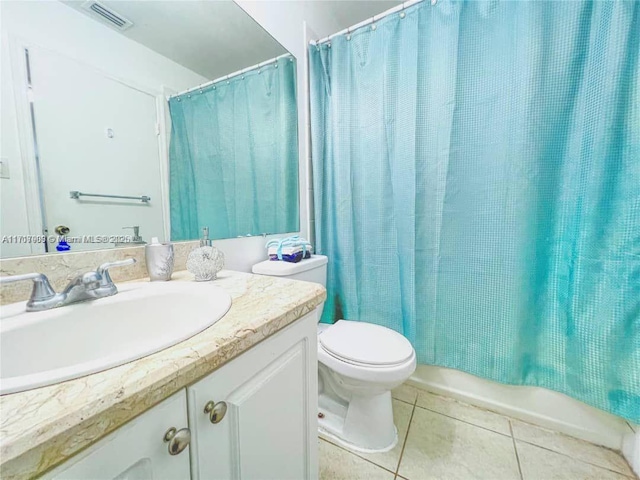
(44, 389), (191, 480)
(187, 311), (318, 480)
(43, 311), (318, 480)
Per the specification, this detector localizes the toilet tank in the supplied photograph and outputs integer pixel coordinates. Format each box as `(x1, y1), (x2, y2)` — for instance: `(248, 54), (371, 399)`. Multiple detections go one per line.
(252, 255), (328, 287)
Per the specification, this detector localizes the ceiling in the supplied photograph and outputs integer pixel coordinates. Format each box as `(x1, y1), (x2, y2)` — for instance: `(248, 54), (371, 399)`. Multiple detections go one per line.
(61, 0), (401, 80)
(324, 1), (401, 35)
(61, 0), (287, 80)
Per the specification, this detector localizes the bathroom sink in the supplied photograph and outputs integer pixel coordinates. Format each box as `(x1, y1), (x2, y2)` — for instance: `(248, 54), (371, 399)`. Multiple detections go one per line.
(0, 281), (232, 395)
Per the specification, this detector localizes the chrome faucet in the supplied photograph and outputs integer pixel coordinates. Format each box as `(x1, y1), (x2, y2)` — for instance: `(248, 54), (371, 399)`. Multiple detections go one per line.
(122, 226), (145, 244)
(0, 259), (136, 312)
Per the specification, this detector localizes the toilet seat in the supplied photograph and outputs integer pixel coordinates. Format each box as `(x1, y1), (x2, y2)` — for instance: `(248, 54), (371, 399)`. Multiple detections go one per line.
(318, 321), (417, 384)
(319, 320), (414, 367)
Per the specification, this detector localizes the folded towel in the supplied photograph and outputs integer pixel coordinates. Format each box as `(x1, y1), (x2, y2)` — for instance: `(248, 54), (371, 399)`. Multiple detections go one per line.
(268, 246), (304, 255)
(268, 250), (310, 263)
(265, 235), (313, 262)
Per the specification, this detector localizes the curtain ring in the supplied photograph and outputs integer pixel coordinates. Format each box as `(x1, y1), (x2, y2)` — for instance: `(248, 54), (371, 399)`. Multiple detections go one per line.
(346, 26), (351, 41)
(400, 2), (406, 18)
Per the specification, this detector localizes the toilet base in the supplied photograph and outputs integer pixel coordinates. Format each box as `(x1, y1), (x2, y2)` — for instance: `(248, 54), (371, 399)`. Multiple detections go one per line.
(318, 383), (398, 453)
(319, 423), (398, 454)
(316, 321), (417, 453)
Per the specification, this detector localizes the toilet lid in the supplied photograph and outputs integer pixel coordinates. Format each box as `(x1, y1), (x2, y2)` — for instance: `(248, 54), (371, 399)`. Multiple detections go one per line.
(319, 320), (414, 366)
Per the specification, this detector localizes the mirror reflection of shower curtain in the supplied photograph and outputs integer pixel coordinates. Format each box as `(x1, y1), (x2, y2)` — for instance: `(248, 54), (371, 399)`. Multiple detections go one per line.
(309, 1), (640, 423)
(168, 56), (299, 240)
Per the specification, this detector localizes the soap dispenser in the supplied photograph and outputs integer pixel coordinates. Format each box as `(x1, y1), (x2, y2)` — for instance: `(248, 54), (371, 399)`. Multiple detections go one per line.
(200, 226), (212, 247)
(145, 237), (174, 281)
(186, 227), (225, 281)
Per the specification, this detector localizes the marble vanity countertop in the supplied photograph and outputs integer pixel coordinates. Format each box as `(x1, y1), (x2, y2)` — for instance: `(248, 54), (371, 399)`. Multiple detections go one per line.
(0, 270), (326, 479)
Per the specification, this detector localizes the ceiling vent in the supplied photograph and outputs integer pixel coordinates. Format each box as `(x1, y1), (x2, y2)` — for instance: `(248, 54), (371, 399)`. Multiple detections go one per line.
(81, 1), (133, 31)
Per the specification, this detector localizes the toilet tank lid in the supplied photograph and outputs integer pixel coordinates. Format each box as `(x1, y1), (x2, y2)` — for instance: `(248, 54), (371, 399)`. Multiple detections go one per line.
(252, 255), (328, 276)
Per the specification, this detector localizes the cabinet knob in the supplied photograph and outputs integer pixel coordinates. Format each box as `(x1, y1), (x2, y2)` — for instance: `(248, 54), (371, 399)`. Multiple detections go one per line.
(204, 400), (227, 424)
(163, 427), (191, 455)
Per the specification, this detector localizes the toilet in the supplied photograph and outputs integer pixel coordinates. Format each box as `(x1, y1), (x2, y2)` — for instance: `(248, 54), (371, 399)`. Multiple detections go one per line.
(252, 255), (416, 452)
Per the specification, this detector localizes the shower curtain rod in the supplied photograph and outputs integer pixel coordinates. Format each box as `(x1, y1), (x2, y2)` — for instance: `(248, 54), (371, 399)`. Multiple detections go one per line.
(313, 0), (433, 46)
(169, 52), (293, 99)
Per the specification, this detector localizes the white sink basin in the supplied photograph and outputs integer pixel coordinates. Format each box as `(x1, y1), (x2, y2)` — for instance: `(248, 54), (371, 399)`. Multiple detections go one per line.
(0, 281), (232, 395)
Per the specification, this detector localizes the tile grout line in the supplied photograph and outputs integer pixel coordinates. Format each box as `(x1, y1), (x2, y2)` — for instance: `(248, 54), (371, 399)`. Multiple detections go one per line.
(394, 398), (418, 477)
(395, 386), (637, 480)
(319, 394), (419, 476)
(509, 420), (525, 480)
(407, 385), (513, 417)
(413, 403), (512, 439)
(393, 391), (419, 479)
(392, 396), (415, 407)
(318, 437), (398, 476)
(514, 437), (636, 478)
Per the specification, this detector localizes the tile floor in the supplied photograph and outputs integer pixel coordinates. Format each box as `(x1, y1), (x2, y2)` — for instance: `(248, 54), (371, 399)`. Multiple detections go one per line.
(319, 383), (637, 480)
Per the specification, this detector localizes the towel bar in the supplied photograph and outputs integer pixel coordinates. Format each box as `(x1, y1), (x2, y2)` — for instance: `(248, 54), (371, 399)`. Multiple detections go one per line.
(69, 191), (150, 203)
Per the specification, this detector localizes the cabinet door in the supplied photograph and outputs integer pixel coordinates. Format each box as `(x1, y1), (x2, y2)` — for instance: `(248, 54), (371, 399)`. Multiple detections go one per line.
(43, 390), (191, 480)
(188, 311), (318, 480)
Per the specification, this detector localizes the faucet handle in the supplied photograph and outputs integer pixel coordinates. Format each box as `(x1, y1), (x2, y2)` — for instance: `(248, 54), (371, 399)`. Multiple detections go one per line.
(0, 273), (57, 307)
(97, 258), (136, 288)
(123, 226), (140, 239)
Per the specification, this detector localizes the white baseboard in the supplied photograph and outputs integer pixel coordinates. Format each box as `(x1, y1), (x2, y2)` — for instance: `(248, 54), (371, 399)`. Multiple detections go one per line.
(623, 432), (640, 477)
(408, 364), (633, 450)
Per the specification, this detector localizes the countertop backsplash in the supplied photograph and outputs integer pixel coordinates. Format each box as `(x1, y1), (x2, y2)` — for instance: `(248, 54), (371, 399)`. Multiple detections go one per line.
(0, 241), (199, 305)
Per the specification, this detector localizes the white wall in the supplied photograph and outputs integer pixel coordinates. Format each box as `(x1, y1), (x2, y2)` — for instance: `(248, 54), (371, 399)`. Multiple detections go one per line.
(27, 45), (165, 252)
(0, 0), (207, 257)
(0, 21), (32, 258)
(235, 1), (345, 59)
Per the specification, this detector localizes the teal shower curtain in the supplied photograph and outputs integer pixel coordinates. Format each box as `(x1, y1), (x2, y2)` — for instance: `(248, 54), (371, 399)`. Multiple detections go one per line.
(169, 56), (298, 240)
(309, 1), (639, 422)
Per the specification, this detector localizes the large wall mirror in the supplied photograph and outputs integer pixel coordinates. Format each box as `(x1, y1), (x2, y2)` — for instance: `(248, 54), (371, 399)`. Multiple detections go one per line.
(0, 0), (299, 259)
